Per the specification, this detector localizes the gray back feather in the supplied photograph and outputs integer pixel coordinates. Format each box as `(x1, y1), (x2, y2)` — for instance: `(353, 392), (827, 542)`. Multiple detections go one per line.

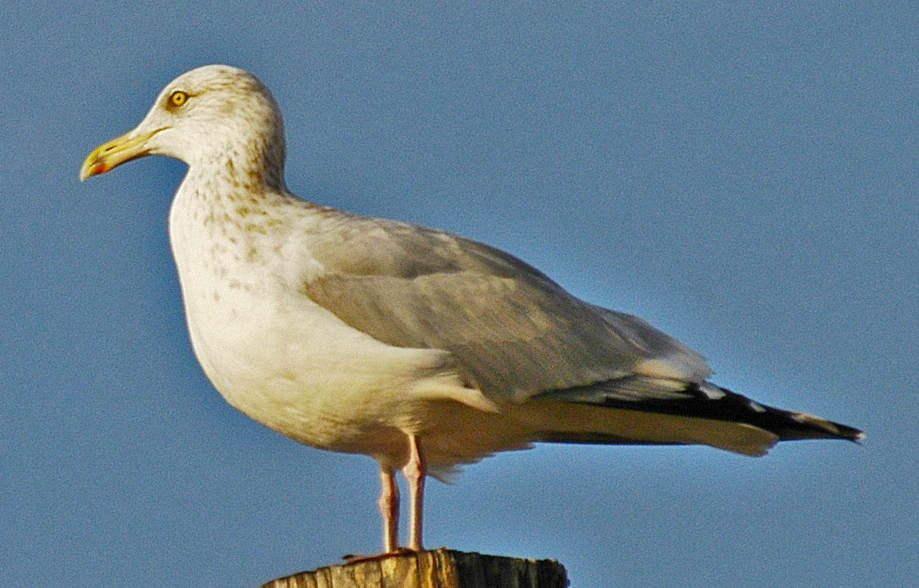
(301, 210), (710, 402)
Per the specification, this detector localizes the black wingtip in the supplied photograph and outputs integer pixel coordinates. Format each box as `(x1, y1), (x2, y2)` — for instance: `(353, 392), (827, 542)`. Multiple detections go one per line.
(846, 427), (867, 445)
(546, 379), (865, 447)
(785, 411), (865, 444)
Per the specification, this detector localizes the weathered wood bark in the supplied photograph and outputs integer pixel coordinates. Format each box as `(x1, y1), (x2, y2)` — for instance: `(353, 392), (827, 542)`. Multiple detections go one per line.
(261, 549), (569, 588)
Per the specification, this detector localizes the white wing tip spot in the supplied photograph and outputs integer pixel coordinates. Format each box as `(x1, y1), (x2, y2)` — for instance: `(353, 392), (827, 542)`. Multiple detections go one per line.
(748, 400), (767, 413)
(698, 383), (727, 400)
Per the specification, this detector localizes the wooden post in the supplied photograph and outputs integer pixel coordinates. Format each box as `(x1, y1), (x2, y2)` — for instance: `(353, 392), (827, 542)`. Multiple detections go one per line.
(261, 549), (569, 588)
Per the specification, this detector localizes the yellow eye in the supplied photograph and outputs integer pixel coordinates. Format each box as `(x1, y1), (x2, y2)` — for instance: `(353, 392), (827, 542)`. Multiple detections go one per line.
(168, 90), (189, 108)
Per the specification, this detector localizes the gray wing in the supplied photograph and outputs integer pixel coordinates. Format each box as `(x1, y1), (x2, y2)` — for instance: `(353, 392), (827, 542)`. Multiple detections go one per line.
(301, 210), (711, 402)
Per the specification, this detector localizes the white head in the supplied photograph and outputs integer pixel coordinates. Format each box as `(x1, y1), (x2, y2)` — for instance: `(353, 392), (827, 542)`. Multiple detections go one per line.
(81, 65), (287, 190)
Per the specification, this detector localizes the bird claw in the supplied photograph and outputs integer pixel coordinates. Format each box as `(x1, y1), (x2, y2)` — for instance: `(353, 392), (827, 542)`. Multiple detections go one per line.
(342, 548), (417, 564)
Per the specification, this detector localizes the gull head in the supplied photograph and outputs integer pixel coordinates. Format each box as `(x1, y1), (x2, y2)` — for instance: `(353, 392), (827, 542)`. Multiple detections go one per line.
(80, 65), (286, 189)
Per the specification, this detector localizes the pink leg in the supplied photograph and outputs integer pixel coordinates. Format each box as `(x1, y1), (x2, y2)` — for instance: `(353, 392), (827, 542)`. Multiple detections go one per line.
(401, 434), (426, 551)
(378, 467), (399, 553)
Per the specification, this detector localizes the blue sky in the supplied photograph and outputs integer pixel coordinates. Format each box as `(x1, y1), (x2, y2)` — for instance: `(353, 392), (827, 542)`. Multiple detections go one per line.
(2, 3), (915, 587)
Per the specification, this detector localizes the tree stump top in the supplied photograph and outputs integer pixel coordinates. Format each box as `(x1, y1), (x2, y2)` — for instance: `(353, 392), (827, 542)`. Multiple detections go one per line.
(261, 548), (569, 588)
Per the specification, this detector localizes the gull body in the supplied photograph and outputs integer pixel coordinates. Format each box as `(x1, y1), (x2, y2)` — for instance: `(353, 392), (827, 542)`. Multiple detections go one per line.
(81, 65), (863, 553)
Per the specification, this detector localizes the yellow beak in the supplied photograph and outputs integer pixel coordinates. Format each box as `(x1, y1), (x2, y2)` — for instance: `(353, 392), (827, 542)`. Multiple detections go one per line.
(79, 129), (162, 181)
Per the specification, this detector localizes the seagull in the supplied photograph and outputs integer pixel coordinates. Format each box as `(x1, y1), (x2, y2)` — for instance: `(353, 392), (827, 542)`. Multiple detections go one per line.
(81, 65), (863, 554)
